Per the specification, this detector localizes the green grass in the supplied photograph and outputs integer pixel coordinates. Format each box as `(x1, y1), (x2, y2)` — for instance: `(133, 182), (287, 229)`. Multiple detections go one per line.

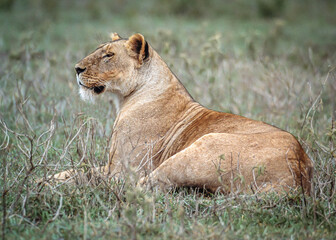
(1, 1), (336, 239)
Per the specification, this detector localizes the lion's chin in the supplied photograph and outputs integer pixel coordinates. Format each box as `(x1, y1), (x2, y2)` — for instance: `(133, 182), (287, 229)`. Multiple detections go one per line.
(79, 87), (95, 103)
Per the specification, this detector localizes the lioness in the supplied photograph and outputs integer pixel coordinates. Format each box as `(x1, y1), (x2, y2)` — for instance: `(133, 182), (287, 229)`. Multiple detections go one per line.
(54, 33), (313, 194)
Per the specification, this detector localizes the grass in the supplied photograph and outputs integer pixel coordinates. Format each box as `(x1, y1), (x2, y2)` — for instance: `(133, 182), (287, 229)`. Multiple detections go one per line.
(1, 1), (336, 239)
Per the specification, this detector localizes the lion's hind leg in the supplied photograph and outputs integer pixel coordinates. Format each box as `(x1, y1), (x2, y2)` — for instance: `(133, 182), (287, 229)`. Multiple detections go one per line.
(138, 132), (306, 194)
(138, 133), (232, 192)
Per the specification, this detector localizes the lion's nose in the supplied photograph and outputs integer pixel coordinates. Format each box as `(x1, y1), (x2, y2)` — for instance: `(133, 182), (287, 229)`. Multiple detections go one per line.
(75, 67), (86, 75)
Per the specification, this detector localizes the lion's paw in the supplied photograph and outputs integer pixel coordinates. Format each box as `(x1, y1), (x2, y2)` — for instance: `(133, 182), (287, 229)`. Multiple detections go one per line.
(137, 176), (150, 189)
(37, 169), (85, 186)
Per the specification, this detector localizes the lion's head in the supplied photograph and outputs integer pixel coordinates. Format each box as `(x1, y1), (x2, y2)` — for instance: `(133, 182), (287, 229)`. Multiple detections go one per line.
(75, 33), (152, 102)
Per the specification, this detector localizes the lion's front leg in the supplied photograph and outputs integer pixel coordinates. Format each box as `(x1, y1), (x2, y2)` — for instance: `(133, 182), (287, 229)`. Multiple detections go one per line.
(40, 165), (112, 186)
(48, 168), (86, 184)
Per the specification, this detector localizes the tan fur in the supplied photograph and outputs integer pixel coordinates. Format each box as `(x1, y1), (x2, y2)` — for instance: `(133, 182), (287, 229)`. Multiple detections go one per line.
(110, 32), (121, 41)
(54, 33), (313, 194)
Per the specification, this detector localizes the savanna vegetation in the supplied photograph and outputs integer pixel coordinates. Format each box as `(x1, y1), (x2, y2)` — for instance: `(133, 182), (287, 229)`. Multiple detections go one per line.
(1, 0), (336, 239)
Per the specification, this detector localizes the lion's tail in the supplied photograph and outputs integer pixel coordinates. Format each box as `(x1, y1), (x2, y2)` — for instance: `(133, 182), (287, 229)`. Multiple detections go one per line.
(300, 151), (314, 195)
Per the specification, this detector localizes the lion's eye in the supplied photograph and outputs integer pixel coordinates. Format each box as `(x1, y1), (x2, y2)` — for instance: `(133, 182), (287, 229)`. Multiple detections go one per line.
(103, 53), (114, 58)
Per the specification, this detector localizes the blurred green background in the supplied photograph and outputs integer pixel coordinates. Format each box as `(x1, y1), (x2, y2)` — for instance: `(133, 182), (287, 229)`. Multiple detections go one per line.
(2, 0), (336, 56)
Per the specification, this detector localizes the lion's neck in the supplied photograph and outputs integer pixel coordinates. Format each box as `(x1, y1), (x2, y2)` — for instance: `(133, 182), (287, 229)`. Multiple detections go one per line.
(120, 52), (194, 112)
(108, 53), (201, 171)
(110, 92), (122, 114)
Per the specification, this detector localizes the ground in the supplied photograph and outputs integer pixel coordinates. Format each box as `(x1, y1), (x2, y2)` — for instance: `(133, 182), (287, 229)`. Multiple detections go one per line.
(0, 0), (336, 239)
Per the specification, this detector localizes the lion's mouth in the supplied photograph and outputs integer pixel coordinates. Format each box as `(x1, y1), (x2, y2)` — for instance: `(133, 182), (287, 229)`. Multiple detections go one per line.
(78, 80), (105, 94)
(93, 86), (105, 94)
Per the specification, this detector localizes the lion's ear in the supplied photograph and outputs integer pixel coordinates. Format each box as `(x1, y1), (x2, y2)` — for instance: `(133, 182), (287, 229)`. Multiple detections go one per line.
(125, 33), (150, 65)
(110, 32), (122, 41)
